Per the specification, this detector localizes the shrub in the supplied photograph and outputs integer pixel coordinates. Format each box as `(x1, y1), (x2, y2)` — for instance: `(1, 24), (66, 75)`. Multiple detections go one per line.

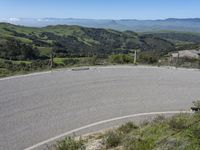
(191, 125), (200, 139)
(138, 52), (159, 64)
(55, 137), (85, 150)
(88, 56), (99, 65)
(118, 122), (138, 134)
(123, 136), (154, 150)
(63, 58), (80, 65)
(103, 131), (122, 148)
(0, 68), (10, 77)
(153, 115), (166, 123)
(168, 114), (189, 130)
(156, 138), (186, 150)
(141, 120), (150, 127)
(0, 60), (5, 68)
(109, 54), (133, 64)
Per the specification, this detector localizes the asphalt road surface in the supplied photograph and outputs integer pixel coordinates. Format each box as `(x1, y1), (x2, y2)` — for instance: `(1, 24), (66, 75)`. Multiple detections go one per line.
(0, 66), (200, 150)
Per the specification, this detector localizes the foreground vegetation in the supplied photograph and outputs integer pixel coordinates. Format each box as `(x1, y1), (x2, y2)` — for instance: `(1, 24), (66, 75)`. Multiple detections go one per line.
(53, 102), (200, 150)
(0, 52), (163, 77)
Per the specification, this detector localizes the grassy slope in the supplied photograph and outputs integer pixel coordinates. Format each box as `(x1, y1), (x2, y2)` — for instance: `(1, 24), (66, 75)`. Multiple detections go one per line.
(0, 23), (175, 57)
(144, 30), (200, 45)
(1, 23), (199, 48)
(55, 113), (200, 150)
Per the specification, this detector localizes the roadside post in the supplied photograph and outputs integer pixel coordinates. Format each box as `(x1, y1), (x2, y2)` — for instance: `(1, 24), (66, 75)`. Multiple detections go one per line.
(176, 51), (180, 68)
(50, 50), (54, 69)
(134, 50), (137, 64)
(169, 54), (172, 66)
(158, 59), (161, 67)
(198, 53), (200, 69)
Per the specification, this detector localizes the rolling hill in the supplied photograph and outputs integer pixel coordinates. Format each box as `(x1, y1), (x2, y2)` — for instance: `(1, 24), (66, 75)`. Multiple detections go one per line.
(0, 23), (175, 60)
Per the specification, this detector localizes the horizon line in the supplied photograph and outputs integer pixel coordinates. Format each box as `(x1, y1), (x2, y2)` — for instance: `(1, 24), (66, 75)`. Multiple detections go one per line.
(1, 17), (200, 21)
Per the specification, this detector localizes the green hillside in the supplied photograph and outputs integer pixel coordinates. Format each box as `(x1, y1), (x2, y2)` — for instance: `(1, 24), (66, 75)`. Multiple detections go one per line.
(0, 23), (175, 60)
(145, 31), (200, 50)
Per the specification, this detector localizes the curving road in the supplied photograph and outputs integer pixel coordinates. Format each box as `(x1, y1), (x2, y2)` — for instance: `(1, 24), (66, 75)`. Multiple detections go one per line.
(0, 66), (200, 150)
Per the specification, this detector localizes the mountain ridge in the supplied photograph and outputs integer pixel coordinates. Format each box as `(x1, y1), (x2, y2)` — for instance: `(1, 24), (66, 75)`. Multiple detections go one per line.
(1, 18), (200, 32)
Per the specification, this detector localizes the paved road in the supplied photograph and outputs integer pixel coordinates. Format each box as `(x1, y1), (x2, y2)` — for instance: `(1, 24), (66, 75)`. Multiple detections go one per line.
(0, 66), (200, 150)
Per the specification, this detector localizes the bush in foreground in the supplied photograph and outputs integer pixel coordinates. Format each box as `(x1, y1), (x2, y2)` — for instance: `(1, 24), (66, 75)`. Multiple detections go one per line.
(103, 131), (122, 148)
(55, 101), (200, 150)
(55, 137), (85, 150)
(123, 136), (154, 150)
(118, 122), (138, 134)
(168, 113), (189, 130)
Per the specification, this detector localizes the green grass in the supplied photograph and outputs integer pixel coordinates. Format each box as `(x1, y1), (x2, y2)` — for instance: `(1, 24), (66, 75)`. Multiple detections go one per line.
(55, 137), (85, 150)
(106, 113), (200, 150)
(15, 37), (33, 44)
(0, 56), (107, 78)
(54, 108), (200, 150)
(54, 57), (66, 65)
(0, 68), (11, 77)
(12, 60), (32, 64)
(54, 57), (105, 66)
(38, 47), (52, 56)
(109, 54), (135, 64)
(0, 58), (31, 64)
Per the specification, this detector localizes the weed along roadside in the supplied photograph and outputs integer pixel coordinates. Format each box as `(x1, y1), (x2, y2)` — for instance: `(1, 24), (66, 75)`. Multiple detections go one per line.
(24, 100), (200, 150)
(52, 102), (200, 150)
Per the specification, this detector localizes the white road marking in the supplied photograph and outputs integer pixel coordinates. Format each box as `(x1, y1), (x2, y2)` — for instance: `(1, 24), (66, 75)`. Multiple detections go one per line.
(0, 71), (52, 81)
(24, 110), (193, 150)
(0, 68), (70, 81)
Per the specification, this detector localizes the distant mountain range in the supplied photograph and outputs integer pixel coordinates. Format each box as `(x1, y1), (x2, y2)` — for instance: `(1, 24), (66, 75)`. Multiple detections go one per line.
(1, 18), (200, 32)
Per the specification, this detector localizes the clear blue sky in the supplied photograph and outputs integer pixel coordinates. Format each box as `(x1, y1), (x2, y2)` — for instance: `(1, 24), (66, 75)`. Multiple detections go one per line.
(0, 0), (199, 19)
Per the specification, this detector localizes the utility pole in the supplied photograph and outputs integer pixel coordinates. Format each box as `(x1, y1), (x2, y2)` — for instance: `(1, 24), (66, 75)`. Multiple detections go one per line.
(176, 52), (180, 68)
(169, 54), (172, 66)
(158, 59), (161, 67)
(134, 50), (137, 64)
(198, 53), (200, 69)
(50, 51), (54, 69)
